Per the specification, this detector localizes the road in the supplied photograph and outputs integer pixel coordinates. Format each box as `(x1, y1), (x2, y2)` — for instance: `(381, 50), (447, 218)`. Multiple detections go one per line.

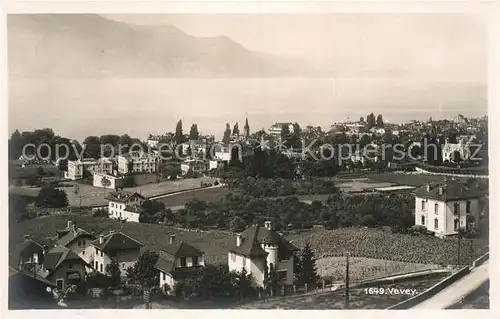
(411, 261), (489, 309)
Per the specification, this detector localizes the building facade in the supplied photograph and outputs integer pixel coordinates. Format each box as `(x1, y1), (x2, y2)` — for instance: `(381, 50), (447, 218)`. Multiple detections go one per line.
(65, 158), (114, 180)
(93, 172), (125, 189)
(228, 221), (297, 287)
(117, 152), (159, 174)
(106, 191), (145, 221)
(90, 231), (143, 276)
(414, 178), (487, 237)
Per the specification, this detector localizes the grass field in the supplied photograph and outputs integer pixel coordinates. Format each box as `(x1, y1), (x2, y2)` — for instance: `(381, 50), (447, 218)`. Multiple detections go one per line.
(11, 215), (488, 268)
(238, 275), (448, 309)
(62, 177), (217, 207)
(155, 187), (230, 207)
(364, 172), (457, 187)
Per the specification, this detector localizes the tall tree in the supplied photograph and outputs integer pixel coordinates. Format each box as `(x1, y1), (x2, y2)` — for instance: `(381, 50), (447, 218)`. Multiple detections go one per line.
(189, 124), (200, 141)
(106, 259), (122, 288)
(128, 251), (159, 289)
(376, 114), (384, 128)
(35, 186), (69, 208)
(175, 120), (185, 145)
(223, 123), (232, 144)
(233, 123), (240, 136)
(295, 242), (319, 288)
(366, 113), (376, 129)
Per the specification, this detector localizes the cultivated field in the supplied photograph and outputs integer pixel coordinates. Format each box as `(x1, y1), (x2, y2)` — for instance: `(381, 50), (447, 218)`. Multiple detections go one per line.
(11, 216), (488, 267)
(62, 177), (217, 207)
(287, 227), (488, 266)
(316, 257), (441, 282)
(238, 275), (448, 309)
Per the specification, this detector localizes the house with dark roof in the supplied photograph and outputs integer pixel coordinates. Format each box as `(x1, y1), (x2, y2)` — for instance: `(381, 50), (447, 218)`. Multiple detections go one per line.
(414, 178), (488, 237)
(36, 245), (88, 291)
(52, 220), (96, 267)
(106, 190), (145, 221)
(9, 267), (58, 309)
(90, 231), (143, 276)
(155, 235), (205, 293)
(11, 235), (45, 272)
(228, 221), (297, 287)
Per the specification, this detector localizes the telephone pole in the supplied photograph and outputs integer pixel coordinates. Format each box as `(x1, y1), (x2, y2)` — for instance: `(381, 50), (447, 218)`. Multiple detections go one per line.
(345, 251), (350, 309)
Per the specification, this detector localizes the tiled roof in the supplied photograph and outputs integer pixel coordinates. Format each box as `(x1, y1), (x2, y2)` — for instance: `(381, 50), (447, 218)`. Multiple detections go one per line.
(229, 225), (298, 258)
(415, 178), (488, 201)
(162, 241), (204, 258)
(10, 239), (44, 268)
(91, 232), (143, 252)
(55, 227), (95, 247)
(39, 246), (84, 278)
(105, 191), (144, 203)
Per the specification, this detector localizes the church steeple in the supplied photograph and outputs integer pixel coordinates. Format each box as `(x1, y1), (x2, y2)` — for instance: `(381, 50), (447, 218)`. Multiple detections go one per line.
(244, 113), (250, 139)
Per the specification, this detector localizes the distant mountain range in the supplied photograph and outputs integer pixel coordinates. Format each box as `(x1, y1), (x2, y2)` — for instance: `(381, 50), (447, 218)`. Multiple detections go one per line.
(8, 14), (329, 78)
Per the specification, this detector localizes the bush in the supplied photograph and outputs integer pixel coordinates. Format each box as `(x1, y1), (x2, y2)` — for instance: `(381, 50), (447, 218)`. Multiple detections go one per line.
(92, 209), (109, 218)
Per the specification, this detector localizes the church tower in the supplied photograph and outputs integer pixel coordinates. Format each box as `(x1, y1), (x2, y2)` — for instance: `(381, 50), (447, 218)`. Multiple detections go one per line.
(244, 113), (250, 139)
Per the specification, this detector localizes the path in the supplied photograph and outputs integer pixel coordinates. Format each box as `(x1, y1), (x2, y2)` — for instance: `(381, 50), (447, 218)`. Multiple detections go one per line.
(411, 261), (489, 309)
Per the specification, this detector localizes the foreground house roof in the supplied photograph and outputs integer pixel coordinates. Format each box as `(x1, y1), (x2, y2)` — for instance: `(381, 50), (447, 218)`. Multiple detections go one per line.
(229, 225), (298, 258)
(38, 246), (84, 278)
(415, 178), (488, 201)
(155, 241), (204, 277)
(91, 231), (143, 253)
(10, 238), (44, 268)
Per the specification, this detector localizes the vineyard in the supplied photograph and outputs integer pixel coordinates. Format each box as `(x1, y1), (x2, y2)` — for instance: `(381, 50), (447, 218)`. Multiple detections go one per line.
(11, 215), (488, 268)
(287, 228), (489, 265)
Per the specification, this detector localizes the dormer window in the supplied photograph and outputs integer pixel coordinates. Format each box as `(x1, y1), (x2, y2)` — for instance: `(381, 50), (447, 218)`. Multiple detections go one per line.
(180, 257), (187, 267)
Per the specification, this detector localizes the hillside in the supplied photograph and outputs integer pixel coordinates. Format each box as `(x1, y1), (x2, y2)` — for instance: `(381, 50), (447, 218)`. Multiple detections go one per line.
(7, 14), (320, 78)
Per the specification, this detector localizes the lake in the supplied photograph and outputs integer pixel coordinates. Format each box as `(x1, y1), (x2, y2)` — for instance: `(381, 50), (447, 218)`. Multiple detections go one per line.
(8, 77), (487, 141)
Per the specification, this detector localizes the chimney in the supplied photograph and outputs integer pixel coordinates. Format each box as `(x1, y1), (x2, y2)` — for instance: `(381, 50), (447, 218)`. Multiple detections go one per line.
(24, 234), (30, 241)
(99, 234), (104, 244)
(67, 220), (73, 230)
(426, 183), (431, 192)
(169, 235), (175, 244)
(236, 234), (242, 247)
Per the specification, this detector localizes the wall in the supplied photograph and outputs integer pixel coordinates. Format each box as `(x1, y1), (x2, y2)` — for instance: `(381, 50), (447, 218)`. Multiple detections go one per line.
(92, 246), (111, 274)
(277, 256), (294, 285)
(159, 271), (176, 292)
(66, 235), (94, 265)
(47, 260), (87, 290)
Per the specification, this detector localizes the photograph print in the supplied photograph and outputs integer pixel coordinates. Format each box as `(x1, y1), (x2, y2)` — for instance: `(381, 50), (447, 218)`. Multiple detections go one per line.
(7, 11), (490, 310)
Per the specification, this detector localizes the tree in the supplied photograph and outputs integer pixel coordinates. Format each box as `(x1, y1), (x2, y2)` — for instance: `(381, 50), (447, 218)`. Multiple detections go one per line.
(129, 251), (159, 289)
(175, 120), (185, 146)
(35, 186), (68, 208)
(359, 116), (364, 123)
(233, 123), (240, 136)
(366, 113), (376, 129)
(295, 242), (319, 288)
(101, 176), (111, 188)
(82, 136), (101, 159)
(376, 114), (384, 128)
(189, 124), (200, 141)
(223, 123), (232, 144)
(281, 124), (291, 148)
(106, 259), (122, 288)
(58, 159), (68, 172)
(127, 159), (134, 174)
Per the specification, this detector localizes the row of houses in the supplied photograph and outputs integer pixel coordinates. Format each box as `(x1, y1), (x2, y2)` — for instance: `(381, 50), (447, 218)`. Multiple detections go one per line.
(65, 151), (159, 180)
(12, 219), (297, 295)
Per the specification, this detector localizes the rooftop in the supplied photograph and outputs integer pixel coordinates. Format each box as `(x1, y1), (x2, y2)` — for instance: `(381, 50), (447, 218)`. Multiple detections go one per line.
(230, 223), (297, 258)
(415, 178), (488, 201)
(39, 246), (84, 278)
(105, 191), (145, 203)
(91, 231), (143, 252)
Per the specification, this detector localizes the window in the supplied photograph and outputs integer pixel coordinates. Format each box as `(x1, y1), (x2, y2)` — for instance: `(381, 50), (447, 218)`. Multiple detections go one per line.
(192, 256), (198, 266)
(82, 250), (85, 255)
(243, 258), (247, 268)
(100, 264), (103, 272)
(95, 261), (98, 269)
(69, 263), (73, 269)
(101, 251), (104, 257)
(180, 257), (187, 267)
(434, 218), (439, 230)
(466, 201), (471, 214)
(421, 215), (425, 225)
(231, 254), (236, 262)
(421, 200), (426, 210)
(56, 279), (64, 290)
(454, 203), (460, 215)
(454, 219), (459, 231)
(95, 248), (98, 255)
(82, 240), (86, 246)
(163, 273), (166, 280)
(434, 203), (439, 214)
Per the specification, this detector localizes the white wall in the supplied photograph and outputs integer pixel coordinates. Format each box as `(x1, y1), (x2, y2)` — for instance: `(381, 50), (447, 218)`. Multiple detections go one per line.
(415, 196), (480, 237)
